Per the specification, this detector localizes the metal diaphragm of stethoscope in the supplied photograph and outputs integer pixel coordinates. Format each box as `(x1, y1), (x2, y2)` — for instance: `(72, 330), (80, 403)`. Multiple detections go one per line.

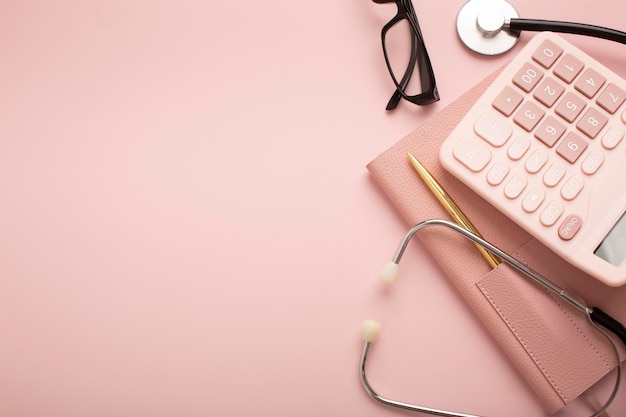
(360, 219), (625, 417)
(457, 0), (626, 55)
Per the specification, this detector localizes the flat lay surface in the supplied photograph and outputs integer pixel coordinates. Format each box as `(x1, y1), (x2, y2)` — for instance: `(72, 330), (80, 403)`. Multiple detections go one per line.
(1, 1), (626, 416)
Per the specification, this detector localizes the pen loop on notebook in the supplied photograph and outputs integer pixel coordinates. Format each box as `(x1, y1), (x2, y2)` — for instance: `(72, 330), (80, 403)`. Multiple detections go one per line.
(390, 219), (591, 313)
(363, 218), (622, 417)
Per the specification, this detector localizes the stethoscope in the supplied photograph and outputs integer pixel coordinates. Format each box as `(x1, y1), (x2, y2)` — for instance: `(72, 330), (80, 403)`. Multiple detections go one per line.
(360, 219), (625, 417)
(456, 0), (626, 55)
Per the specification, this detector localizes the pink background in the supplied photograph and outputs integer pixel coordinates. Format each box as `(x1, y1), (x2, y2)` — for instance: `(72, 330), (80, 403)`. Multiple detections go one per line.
(1, 1), (625, 416)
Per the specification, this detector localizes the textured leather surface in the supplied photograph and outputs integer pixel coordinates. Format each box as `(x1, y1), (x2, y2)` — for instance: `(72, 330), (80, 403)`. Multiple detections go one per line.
(367, 69), (626, 413)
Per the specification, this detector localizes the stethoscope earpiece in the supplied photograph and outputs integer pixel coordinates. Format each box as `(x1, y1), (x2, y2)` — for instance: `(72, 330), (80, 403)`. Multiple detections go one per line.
(457, 0), (520, 55)
(362, 320), (381, 343)
(380, 260), (399, 283)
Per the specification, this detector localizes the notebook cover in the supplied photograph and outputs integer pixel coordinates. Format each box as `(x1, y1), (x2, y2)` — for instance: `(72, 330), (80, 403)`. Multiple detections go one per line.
(367, 70), (626, 413)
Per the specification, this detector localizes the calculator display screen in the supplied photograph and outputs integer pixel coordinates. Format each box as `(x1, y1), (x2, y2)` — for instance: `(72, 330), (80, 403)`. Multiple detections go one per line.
(594, 212), (626, 266)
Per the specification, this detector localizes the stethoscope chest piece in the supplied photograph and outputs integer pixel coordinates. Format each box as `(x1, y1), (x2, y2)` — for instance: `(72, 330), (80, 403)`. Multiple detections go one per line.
(457, 0), (520, 55)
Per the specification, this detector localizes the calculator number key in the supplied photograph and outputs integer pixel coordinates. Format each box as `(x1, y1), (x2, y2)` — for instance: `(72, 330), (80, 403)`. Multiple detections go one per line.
(554, 53), (584, 84)
(555, 92), (586, 123)
(534, 77), (565, 108)
(574, 68), (606, 98)
(597, 83), (626, 114)
(514, 102), (545, 131)
(513, 62), (543, 93)
(532, 39), (563, 68)
(577, 107), (608, 139)
(535, 116), (566, 147)
(557, 132), (588, 164)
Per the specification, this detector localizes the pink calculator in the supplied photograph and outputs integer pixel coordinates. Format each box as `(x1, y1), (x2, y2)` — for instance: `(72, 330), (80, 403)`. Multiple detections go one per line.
(440, 32), (626, 287)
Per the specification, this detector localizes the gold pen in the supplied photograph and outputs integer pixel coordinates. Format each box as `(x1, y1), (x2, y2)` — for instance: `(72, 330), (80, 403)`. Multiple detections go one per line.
(407, 152), (501, 269)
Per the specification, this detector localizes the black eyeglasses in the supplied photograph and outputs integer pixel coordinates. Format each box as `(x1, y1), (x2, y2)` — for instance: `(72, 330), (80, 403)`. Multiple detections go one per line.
(373, 0), (439, 110)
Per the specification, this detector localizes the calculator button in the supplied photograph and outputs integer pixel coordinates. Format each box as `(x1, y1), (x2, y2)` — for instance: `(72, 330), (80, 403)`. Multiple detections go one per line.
(507, 136), (530, 160)
(453, 137), (492, 172)
(577, 107), (608, 138)
(581, 150), (604, 175)
(532, 39), (563, 68)
(602, 125), (625, 150)
(561, 176), (585, 201)
(522, 188), (546, 213)
(597, 83), (626, 114)
(554, 53), (584, 83)
(558, 214), (583, 241)
(543, 162), (567, 187)
(474, 113), (512, 146)
(555, 92), (586, 123)
(557, 132), (588, 163)
(504, 174), (528, 199)
(487, 161), (510, 185)
(513, 62), (543, 93)
(514, 101), (545, 131)
(525, 149), (549, 174)
(535, 116), (566, 147)
(493, 86), (524, 116)
(540, 201), (564, 226)
(575, 68), (606, 98)
(533, 77), (565, 108)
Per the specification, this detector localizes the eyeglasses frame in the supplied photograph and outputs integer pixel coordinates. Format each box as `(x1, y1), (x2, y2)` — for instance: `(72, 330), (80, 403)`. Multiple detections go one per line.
(373, 0), (439, 110)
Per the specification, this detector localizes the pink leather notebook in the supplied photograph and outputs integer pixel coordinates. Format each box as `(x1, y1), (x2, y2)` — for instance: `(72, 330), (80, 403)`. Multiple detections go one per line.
(367, 70), (626, 413)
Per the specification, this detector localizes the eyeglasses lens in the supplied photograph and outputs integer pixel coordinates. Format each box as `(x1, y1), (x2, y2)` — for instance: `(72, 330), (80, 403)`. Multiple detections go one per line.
(383, 18), (425, 96)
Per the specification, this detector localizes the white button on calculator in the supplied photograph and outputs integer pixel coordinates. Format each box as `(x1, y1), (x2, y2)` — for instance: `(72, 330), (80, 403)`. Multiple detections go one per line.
(440, 32), (626, 287)
(453, 137), (491, 172)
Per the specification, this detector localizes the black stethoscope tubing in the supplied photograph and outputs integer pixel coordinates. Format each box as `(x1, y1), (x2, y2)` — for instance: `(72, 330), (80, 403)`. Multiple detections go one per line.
(508, 18), (626, 45)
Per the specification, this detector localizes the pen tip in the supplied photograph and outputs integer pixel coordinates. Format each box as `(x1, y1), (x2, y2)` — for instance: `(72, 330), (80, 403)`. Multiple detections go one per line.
(406, 152), (424, 170)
